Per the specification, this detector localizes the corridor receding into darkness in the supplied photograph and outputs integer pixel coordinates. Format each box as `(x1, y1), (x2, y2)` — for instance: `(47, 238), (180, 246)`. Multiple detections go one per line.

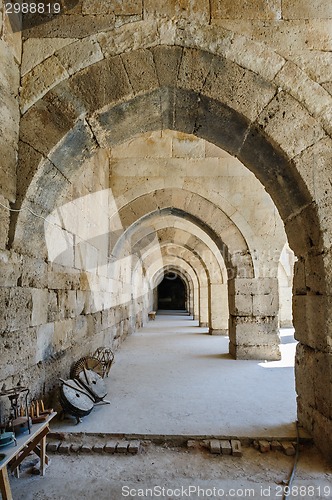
(157, 273), (186, 310)
(54, 313), (298, 438)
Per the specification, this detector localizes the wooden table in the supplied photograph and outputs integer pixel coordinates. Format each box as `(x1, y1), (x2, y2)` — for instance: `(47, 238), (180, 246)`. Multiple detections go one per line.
(0, 412), (56, 500)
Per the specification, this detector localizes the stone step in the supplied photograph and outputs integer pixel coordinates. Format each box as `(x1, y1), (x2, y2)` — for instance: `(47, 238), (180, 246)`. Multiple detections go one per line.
(209, 439), (242, 457)
(253, 439), (298, 456)
(47, 439), (141, 455)
(47, 435), (306, 457)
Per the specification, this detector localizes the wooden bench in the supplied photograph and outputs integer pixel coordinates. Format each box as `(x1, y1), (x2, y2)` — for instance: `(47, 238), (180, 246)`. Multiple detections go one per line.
(148, 311), (156, 320)
(0, 412), (56, 500)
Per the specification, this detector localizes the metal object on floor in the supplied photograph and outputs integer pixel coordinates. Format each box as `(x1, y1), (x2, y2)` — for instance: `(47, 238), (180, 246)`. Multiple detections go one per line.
(77, 368), (108, 402)
(62, 349), (113, 423)
(59, 379), (94, 424)
(70, 356), (104, 379)
(59, 370), (110, 424)
(93, 347), (114, 377)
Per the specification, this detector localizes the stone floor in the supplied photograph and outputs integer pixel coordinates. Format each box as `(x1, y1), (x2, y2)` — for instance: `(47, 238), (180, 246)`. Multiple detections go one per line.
(53, 312), (300, 440)
(9, 442), (332, 500)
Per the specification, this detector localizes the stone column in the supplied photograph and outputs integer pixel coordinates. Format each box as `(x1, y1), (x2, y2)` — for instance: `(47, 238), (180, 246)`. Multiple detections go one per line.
(187, 281), (194, 315)
(228, 277), (280, 360)
(209, 282), (228, 335)
(199, 284), (209, 327)
(293, 257), (332, 460)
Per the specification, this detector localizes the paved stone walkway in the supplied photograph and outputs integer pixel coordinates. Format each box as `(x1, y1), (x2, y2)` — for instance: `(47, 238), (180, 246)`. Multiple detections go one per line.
(54, 313), (298, 439)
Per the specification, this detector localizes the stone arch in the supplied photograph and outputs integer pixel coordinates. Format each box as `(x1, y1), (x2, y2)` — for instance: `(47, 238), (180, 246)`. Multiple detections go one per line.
(14, 47), (325, 273)
(153, 266), (194, 316)
(132, 225), (227, 282)
(20, 20), (331, 136)
(140, 243), (210, 328)
(134, 228), (228, 334)
(128, 213), (229, 283)
(13, 45), (331, 457)
(113, 210), (229, 334)
(149, 256), (201, 322)
(107, 196), (280, 354)
(110, 195), (253, 278)
(15, 46), (326, 230)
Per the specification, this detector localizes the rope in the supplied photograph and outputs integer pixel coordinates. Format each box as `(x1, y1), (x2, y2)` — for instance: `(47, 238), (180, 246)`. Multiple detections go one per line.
(0, 200), (56, 226)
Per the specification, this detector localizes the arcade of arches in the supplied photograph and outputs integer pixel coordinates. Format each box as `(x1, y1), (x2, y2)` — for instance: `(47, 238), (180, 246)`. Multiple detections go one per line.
(0, 0), (331, 461)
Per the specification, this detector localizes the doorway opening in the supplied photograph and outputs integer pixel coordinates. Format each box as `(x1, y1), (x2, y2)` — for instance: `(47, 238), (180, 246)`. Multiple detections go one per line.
(157, 273), (186, 310)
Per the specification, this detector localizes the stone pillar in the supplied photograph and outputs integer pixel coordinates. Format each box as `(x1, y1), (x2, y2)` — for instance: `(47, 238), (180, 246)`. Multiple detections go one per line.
(153, 286), (158, 311)
(228, 277), (280, 360)
(199, 284), (209, 327)
(293, 257), (332, 460)
(209, 283), (228, 335)
(187, 283), (194, 315)
(193, 284), (199, 320)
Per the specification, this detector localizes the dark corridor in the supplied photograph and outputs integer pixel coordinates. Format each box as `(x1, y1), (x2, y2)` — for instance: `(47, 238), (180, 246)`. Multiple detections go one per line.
(157, 273), (186, 310)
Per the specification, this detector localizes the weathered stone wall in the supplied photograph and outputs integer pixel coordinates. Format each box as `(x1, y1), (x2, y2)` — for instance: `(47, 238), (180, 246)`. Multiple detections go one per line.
(0, 255), (143, 398)
(20, 0), (332, 103)
(0, 1), (20, 248)
(0, 146), (149, 401)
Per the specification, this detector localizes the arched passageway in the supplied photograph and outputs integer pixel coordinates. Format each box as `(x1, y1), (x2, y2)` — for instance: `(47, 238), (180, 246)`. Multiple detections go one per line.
(2, 40), (331, 459)
(157, 273), (187, 310)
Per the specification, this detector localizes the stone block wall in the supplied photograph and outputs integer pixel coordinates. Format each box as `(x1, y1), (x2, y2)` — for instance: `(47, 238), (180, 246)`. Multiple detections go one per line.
(0, 2), (21, 247)
(0, 143), (151, 403)
(19, 0), (332, 98)
(0, 253), (149, 403)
